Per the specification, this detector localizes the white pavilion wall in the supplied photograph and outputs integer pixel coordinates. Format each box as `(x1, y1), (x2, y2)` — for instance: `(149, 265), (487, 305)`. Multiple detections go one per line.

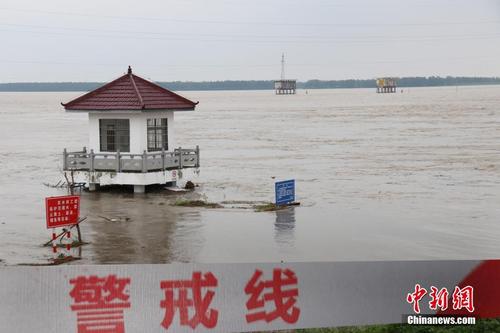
(137, 111), (175, 152)
(88, 111), (175, 154)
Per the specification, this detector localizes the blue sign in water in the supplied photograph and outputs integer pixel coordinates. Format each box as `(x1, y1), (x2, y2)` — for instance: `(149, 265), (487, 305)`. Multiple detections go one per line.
(275, 179), (295, 205)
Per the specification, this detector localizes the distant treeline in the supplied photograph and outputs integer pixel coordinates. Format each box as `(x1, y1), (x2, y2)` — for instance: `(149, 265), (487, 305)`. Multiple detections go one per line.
(302, 77), (500, 89)
(1, 76), (500, 92)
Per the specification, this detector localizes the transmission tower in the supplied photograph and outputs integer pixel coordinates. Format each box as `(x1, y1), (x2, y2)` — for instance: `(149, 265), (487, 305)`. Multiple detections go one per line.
(274, 53), (296, 95)
(281, 53), (285, 80)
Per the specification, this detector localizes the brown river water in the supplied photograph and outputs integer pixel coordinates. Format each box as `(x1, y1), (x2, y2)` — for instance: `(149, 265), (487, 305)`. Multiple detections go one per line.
(0, 86), (499, 265)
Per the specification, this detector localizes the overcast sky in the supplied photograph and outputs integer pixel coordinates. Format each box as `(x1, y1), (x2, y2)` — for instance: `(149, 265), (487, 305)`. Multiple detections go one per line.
(0, 0), (500, 82)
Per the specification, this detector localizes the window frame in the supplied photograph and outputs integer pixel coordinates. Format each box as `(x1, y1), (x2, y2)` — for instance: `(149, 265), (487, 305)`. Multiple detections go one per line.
(147, 118), (169, 152)
(99, 119), (130, 153)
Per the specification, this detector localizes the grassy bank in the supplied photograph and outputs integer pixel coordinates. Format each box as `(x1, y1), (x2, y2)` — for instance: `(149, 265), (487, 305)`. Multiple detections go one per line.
(273, 319), (500, 332)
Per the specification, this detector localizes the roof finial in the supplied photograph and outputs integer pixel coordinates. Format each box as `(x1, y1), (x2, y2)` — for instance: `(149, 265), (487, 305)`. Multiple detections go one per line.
(128, 66), (132, 75)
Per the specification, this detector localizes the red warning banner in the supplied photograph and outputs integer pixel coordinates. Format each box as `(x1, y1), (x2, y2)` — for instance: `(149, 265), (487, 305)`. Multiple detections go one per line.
(0, 260), (498, 332)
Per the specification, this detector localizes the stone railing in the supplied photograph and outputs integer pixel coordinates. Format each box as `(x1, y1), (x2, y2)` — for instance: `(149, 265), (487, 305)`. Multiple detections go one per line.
(63, 146), (199, 172)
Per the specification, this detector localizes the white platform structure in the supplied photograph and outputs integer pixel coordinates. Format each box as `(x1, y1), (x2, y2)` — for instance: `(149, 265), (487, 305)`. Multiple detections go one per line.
(62, 66), (200, 193)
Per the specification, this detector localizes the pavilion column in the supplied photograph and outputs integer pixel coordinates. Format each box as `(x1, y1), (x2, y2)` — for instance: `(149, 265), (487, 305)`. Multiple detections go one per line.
(134, 185), (146, 193)
(88, 183), (99, 192)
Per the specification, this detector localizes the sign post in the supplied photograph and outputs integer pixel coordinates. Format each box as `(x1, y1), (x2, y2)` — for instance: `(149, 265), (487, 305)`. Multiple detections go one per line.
(275, 179), (295, 206)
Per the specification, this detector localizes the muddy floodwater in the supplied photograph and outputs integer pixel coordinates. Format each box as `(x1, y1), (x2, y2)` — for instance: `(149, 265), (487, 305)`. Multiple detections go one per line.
(0, 86), (499, 265)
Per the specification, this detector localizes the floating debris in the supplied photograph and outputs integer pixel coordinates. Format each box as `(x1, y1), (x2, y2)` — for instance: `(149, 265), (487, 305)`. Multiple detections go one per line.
(43, 180), (85, 189)
(98, 215), (131, 223)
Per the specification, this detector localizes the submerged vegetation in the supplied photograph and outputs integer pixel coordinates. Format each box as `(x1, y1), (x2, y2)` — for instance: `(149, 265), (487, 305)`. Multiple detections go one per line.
(254, 202), (300, 212)
(253, 203), (288, 212)
(173, 199), (222, 208)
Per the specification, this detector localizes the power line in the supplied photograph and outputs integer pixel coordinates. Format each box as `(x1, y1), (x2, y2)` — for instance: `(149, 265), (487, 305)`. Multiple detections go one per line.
(1, 54), (498, 68)
(1, 7), (500, 27)
(3, 26), (500, 45)
(1, 22), (500, 41)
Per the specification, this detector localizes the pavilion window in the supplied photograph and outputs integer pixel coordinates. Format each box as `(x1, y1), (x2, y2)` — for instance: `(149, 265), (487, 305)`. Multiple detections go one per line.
(99, 119), (130, 152)
(147, 118), (168, 152)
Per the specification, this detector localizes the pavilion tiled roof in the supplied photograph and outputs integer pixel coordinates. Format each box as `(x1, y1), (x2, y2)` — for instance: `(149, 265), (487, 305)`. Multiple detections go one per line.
(62, 67), (198, 111)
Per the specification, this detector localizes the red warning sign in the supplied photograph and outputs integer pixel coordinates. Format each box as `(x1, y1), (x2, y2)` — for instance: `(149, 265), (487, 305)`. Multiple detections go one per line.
(45, 195), (80, 229)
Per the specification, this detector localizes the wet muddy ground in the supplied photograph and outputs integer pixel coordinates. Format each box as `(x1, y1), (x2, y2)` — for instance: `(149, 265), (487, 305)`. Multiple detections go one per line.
(0, 86), (499, 265)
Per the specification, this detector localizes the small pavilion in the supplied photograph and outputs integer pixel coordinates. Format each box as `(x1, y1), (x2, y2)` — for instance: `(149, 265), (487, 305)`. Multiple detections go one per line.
(376, 78), (397, 93)
(62, 66), (200, 193)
